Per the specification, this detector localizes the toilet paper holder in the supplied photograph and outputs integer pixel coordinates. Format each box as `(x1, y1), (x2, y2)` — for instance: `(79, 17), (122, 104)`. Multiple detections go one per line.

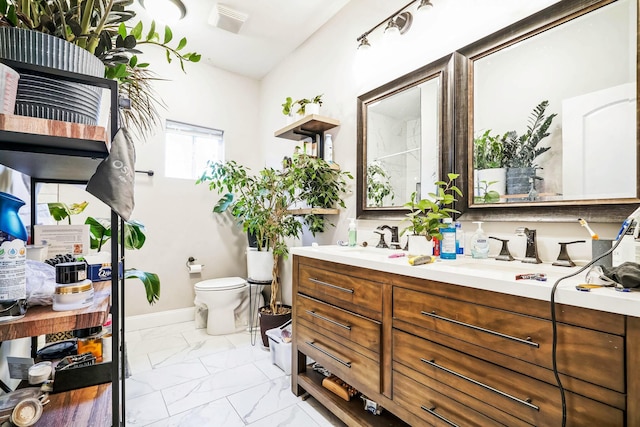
(186, 257), (204, 273)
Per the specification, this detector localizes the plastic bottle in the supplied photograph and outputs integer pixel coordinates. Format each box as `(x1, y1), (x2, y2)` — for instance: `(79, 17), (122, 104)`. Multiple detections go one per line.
(324, 134), (334, 164)
(455, 221), (464, 255)
(440, 218), (457, 260)
(470, 221), (489, 259)
(348, 218), (357, 247)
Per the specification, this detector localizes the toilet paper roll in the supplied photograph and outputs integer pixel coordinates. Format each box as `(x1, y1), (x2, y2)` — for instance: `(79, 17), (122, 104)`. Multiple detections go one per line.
(188, 264), (203, 273)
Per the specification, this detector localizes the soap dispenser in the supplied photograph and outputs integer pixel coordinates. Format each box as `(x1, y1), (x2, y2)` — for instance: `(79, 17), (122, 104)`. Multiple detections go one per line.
(348, 218), (357, 247)
(470, 221), (489, 259)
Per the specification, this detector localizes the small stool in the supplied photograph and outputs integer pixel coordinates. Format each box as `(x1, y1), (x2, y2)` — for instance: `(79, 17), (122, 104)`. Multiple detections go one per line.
(247, 278), (272, 346)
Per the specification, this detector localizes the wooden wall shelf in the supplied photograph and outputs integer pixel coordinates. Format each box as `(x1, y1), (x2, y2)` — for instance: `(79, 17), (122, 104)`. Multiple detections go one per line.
(0, 281), (110, 342)
(288, 208), (340, 215)
(274, 115), (340, 141)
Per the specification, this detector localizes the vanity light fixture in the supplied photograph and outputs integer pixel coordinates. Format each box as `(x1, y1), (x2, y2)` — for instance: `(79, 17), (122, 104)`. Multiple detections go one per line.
(356, 0), (433, 49)
(417, 0), (434, 13)
(139, 0), (187, 22)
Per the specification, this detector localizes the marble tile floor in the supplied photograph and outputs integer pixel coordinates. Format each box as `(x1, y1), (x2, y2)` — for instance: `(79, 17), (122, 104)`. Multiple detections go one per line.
(124, 320), (346, 426)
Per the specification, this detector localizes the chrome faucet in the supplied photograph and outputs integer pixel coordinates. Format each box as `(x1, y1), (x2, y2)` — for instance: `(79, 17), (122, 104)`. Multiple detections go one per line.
(376, 225), (400, 249)
(515, 227), (542, 264)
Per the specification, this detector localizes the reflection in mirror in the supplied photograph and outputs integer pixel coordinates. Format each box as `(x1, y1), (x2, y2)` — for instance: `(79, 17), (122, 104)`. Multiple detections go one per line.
(469, 0), (637, 207)
(365, 78), (439, 207)
(357, 55), (453, 219)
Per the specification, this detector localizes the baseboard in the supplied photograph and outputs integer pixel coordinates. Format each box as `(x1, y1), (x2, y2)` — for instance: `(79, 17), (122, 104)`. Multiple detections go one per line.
(125, 307), (195, 332)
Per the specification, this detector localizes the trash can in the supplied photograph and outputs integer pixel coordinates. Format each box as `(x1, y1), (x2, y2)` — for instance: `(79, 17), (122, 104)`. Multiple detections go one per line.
(266, 321), (292, 375)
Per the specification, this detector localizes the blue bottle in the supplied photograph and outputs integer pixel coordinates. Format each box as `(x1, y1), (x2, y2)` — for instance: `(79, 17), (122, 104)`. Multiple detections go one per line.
(440, 218), (457, 260)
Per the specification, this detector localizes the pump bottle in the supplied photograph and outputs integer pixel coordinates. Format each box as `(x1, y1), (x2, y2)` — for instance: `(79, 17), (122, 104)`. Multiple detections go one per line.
(471, 221), (489, 259)
(348, 218), (357, 247)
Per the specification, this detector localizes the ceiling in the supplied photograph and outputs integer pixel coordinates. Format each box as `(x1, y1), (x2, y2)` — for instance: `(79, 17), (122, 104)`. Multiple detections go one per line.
(132, 0), (353, 80)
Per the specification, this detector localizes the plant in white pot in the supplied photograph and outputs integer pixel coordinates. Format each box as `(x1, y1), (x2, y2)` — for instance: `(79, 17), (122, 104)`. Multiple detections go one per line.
(197, 152), (352, 345)
(473, 129), (505, 203)
(401, 173), (461, 255)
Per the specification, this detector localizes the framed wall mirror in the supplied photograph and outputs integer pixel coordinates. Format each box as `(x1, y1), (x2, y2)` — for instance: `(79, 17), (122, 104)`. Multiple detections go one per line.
(457, 0), (638, 222)
(357, 54), (455, 219)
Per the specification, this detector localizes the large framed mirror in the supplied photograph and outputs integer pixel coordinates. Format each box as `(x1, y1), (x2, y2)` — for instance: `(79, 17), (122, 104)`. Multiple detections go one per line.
(457, 0), (638, 222)
(357, 54), (455, 219)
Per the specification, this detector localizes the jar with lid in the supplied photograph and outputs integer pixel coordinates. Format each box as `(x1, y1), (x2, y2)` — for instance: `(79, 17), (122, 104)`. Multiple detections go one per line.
(74, 326), (103, 363)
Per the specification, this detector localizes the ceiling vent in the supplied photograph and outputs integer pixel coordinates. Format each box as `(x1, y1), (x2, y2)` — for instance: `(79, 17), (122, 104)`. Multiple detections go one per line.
(209, 3), (248, 34)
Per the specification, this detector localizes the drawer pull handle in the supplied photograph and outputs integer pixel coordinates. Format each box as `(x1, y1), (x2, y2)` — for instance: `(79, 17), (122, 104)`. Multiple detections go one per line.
(421, 358), (539, 411)
(420, 405), (459, 427)
(308, 278), (354, 294)
(421, 310), (540, 348)
(305, 341), (352, 368)
(306, 310), (352, 330)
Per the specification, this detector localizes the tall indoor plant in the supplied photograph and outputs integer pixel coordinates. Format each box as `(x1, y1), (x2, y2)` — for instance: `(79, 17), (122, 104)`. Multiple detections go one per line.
(197, 152), (351, 341)
(0, 0), (201, 138)
(401, 173), (461, 254)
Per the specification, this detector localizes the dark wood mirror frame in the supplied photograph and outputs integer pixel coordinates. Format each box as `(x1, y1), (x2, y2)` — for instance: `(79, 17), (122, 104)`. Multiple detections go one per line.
(455, 0), (639, 222)
(356, 54), (456, 219)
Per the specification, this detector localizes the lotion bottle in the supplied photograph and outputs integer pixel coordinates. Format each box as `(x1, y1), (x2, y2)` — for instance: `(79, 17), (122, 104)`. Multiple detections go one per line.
(324, 134), (334, 164)
(348, 218), (357, 247)
(471, 221), (489, 259)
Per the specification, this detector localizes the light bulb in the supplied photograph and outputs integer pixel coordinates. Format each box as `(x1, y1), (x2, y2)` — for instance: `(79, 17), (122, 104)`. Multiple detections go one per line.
(139, 0), (186, 23)
(417, 0), (434, 14)
(384, 19), (401, 39)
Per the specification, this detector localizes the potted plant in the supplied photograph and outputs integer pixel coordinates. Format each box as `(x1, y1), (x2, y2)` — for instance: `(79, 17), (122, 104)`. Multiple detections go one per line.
(473, 129), (506, 202)
(47, 202), (160, 304)
(0, 0), (201, 139)
(197, 151), (351, 345)
(400, 173), (461, 255)
(281, 96), (297, 124)
(295, 94), (323, 117)
(502, 100), (557, 195)
(366, 161), (395, 207)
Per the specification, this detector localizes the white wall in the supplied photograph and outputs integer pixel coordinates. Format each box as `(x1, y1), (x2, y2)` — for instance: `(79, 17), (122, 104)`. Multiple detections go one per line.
(121, 49), (261, 316)
(259, 0), (624, 305)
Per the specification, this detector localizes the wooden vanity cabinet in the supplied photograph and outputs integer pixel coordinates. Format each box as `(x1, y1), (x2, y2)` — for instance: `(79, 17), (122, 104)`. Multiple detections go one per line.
(291, 255), (639, 426)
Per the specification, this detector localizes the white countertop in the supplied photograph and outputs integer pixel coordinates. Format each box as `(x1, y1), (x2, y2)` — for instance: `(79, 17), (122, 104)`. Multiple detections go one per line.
(291, 245), (640, 318)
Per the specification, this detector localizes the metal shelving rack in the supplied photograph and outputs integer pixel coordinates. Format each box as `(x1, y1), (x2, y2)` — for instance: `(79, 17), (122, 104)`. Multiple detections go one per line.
(0, 58), (125, 426)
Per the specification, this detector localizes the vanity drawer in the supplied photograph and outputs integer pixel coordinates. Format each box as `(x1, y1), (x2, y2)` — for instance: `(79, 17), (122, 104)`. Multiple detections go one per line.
(393, 287), (624, 392)
(393, 329), (624, 427)
(393, 371), (506, 427)
(298, 264), (382, 320)
(296, 294), (381, 357)
(296, 322), (380, 396)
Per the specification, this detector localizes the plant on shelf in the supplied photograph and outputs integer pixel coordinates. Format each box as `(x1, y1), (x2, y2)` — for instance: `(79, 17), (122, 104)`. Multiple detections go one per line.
(0, 0), (201, 139)
(400, 173), (461, 242)
(502, 100), (557, 169)
(366, 161), (395, 207)
(47, 202), (160, 304)
(473, 129), (507, 202)
(197, 152), (351, 316)
(281, 97), (295, 116)
(501, 100), (557, 195)
(294, 94), (323, 116)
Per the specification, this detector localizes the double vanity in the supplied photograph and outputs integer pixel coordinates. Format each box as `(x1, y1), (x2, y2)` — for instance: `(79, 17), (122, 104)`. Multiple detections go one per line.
(290, 245), (640, 426)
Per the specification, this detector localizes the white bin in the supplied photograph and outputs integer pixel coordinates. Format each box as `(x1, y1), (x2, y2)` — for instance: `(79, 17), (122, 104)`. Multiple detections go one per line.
(266, 323), (292, 375)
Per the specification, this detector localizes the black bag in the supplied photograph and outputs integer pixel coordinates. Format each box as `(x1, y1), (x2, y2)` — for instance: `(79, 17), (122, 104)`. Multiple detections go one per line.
(601, 262), (640, 288)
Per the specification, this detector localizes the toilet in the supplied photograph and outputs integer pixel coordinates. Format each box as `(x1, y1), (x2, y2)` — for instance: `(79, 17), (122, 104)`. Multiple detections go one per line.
(194, 277), (249, 335)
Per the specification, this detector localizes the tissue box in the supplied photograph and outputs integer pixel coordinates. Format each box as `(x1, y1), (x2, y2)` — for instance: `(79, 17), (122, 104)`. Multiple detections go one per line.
(82, 254), (123, 282)
(266, 324), (292, 375)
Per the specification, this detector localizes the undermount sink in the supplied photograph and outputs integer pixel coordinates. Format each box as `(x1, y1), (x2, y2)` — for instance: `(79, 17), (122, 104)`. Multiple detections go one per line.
(438, 258), (581, 277)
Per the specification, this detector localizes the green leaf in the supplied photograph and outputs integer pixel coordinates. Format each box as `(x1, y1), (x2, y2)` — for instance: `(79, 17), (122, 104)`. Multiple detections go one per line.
(48, 203), (70, 222)
(6, 5), (17, 25)
(165, 49), (171, 64)
(129, 55), (138, 67)
(132, 21), (143, 39)
(125, 269), (160, 304)
(146, 20), (156, 41)
(163, 26), (173, 44)
(123, 34), (137, 49)
(177, 37), (187, 51)
(118, 22), (127, 39)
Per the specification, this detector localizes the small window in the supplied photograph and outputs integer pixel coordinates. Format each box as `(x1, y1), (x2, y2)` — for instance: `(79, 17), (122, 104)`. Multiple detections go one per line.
(164, 120), (224, 179)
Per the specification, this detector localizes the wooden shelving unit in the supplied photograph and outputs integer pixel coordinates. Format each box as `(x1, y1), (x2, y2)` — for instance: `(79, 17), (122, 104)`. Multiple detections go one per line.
(0, 281), (110, 342)
(274, 114), (340, 141)
(298, 367), (408, 427)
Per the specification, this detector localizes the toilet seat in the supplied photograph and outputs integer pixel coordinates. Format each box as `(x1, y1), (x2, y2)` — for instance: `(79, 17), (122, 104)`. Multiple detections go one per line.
(195, 277), (246, 291)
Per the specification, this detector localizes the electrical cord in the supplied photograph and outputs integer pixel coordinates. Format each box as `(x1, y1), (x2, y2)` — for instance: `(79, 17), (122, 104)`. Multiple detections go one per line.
(549, 221), (632, 427)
